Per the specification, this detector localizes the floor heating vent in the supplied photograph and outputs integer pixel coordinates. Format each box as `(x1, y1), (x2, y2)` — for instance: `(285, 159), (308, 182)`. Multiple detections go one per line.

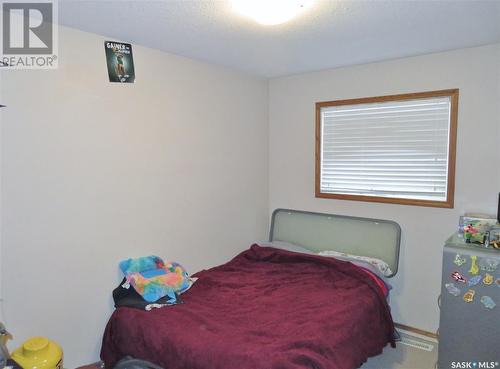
(399, 336), (435, 352)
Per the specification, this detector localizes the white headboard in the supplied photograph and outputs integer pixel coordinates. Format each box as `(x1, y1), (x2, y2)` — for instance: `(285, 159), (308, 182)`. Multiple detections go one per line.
(269, 209), (401, 277)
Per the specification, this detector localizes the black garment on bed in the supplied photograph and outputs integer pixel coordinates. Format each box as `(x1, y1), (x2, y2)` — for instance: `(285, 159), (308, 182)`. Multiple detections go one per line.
(112, 278), (182, 311)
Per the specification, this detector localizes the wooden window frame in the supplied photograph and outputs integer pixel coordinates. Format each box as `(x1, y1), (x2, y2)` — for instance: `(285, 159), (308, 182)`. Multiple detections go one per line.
(315, 89), (459, 208)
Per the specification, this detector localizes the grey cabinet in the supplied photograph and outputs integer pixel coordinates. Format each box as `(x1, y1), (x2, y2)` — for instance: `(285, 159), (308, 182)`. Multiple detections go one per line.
(438, 233), (500, 369)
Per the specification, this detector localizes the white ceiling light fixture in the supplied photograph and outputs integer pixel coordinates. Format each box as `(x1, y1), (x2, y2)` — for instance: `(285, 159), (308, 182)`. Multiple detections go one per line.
(231, 0), (314, 26)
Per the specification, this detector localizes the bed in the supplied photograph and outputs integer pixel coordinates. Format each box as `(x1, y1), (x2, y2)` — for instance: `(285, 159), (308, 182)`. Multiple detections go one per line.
(101, 209), (401, 369)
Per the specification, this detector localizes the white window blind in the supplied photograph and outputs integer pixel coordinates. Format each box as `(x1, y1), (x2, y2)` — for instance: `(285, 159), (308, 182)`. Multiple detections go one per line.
(319, 96), (453, 202)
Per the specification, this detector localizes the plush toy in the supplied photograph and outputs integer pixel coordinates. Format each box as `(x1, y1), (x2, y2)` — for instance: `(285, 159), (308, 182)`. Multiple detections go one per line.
(119, 256), (191, 304)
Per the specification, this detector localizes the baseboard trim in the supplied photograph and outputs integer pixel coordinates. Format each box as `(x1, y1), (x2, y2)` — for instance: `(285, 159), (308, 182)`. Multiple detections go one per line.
(395, 322), (438, 340)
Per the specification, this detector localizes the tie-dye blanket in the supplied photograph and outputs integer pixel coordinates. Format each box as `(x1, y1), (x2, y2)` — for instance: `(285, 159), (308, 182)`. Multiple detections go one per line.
(119, 256), (190, 303)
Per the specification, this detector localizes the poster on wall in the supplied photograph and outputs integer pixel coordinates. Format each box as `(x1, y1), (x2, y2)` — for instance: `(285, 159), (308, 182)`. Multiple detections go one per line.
(104, 41), (135, 83)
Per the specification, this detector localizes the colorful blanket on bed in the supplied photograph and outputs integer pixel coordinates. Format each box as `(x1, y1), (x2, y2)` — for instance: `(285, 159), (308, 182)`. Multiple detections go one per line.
(119, 256), (190, 303)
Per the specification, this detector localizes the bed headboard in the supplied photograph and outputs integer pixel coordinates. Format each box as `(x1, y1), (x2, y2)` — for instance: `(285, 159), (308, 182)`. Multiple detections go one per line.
(269, 209), (401, 277)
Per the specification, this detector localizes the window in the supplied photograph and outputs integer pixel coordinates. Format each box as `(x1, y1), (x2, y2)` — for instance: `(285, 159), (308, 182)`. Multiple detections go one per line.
(315, 89), (458, 208)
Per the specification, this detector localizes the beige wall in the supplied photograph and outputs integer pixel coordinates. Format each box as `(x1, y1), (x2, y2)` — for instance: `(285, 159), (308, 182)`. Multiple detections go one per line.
(268, 44), (500, 333)
(0, 26), (268, 367)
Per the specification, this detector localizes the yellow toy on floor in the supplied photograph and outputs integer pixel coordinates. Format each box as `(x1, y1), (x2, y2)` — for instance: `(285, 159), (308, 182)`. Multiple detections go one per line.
(11, 337), (63, 369)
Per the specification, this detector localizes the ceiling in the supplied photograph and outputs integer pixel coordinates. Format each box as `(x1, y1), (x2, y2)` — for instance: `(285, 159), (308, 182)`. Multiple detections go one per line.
(58, 0), (500, 78)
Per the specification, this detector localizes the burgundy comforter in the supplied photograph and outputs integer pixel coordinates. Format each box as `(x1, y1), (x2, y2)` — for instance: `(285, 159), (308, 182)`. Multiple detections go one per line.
(101, 245), (395, 369)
